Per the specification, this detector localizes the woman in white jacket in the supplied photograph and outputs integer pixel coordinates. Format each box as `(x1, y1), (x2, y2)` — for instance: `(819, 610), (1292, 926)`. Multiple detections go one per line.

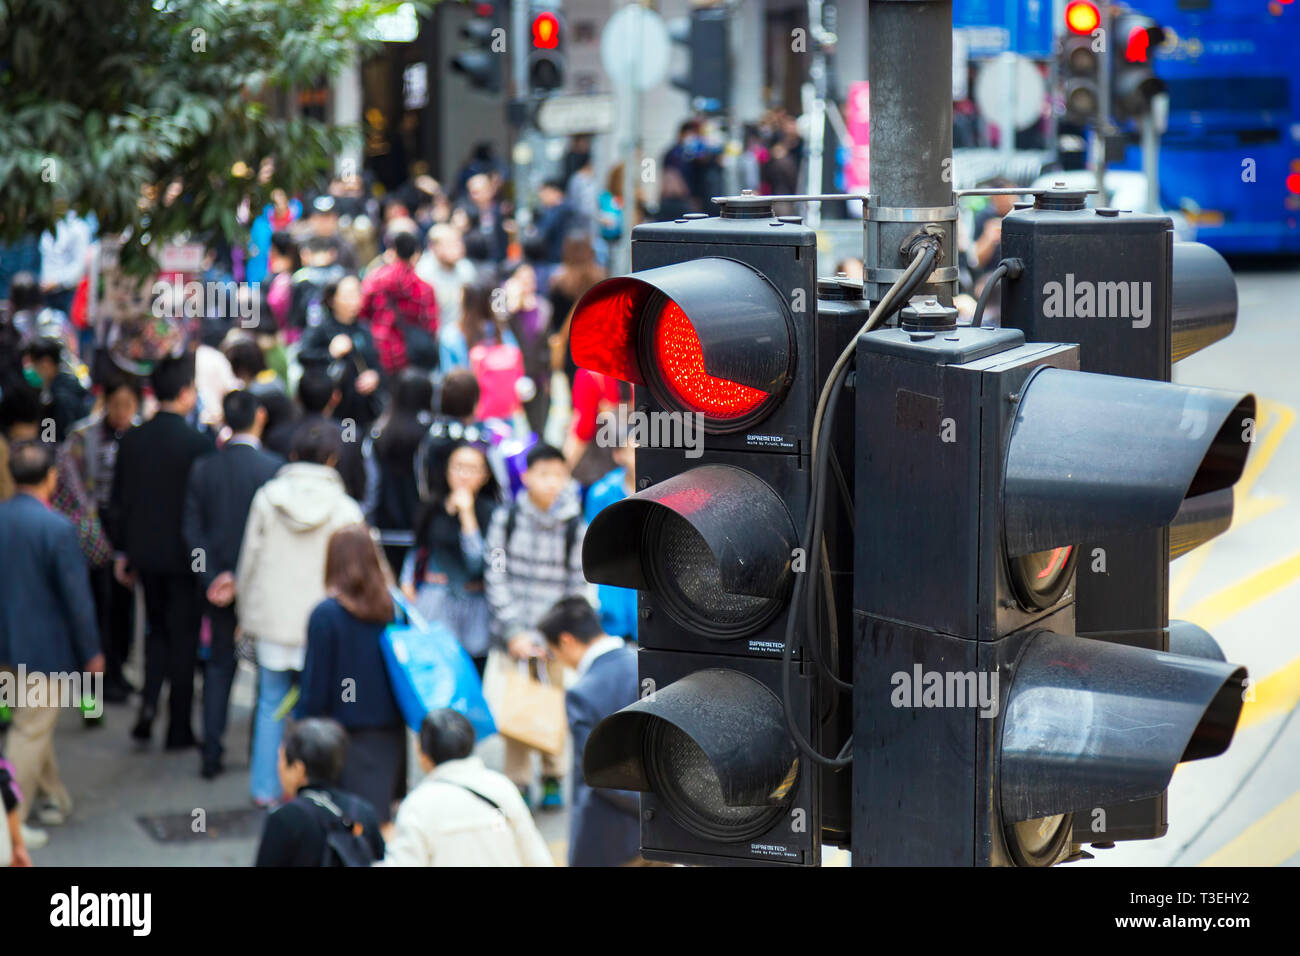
(237, 423), (364, 805)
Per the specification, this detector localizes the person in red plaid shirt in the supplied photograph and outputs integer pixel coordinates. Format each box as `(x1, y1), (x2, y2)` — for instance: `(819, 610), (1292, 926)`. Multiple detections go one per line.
(360, 230), (440, 375)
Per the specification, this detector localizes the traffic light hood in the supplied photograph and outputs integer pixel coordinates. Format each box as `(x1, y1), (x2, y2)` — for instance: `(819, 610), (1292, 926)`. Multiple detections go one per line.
(569, 257), (794, 400)
(1003, 367), (1255, 557)
(583, 669), (799, 808)
(582, 463), (797, 602)
(1000, 630), (1247, 823)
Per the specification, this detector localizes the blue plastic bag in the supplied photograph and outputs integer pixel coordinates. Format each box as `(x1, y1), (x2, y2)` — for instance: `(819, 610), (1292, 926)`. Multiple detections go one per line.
(381, 588), (496, 741)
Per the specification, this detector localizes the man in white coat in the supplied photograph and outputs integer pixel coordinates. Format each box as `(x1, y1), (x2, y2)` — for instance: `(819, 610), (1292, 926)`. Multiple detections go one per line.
(236, 422), (364, 805)
(379, 709), (553, 867)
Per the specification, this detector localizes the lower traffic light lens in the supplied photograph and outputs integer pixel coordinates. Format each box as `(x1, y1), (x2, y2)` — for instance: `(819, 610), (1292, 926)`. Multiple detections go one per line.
(1005, 815), (1073, 867)
(644, 508), (783, 636)
(1066, 82), (1098, 118)
(646, 717), (793, 842)
(649, 300), (770, 423)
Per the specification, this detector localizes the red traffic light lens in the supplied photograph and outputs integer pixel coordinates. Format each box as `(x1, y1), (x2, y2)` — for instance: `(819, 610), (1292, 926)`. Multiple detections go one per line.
(652, 301), (769, 421)
(1065, 0), (1100, 34)
(1287, 172), (1300, 195)
(532, 11), (559, 48)
(1125, 27), (1152, 63)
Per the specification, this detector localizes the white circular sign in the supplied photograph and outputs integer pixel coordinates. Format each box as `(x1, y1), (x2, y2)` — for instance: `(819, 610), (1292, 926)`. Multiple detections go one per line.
(600, 5), (670, 92)
(974, 54), (1046, 132)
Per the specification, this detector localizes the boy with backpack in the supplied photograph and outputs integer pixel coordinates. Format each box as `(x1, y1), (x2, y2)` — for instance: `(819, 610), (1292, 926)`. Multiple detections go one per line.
(484, 443), (588, 810)
(254, 718), (385, 867)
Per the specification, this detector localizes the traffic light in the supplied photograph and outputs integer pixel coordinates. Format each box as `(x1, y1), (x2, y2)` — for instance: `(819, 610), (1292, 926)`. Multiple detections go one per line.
(1058, 1), (1101, 126)
(451, 1), (505, 95)
(1111, 13), (1167, 120)
(671, 7), (730, 114)
(1000, 189), (1244, 847)
(527, 6), (565, 95)
(568, 194), (858, 864)
(852, 184), (1254, 866)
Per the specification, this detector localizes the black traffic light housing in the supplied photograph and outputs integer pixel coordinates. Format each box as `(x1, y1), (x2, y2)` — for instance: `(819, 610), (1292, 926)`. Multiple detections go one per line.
(1057, 3), (1101, 126)
(452, 1), (505, 95)
(1111, 13), (1167, 121)
(1001, 188), (1243, 846)
(528, 6), (565, 95)
(852, 318), (1252, 865)
(573, 199), (856, 865)
(671, 7), (730, 114)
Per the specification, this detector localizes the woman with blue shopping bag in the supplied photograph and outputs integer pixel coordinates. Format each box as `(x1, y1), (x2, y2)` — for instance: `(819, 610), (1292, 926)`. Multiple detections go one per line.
(298, 525), (406, 824)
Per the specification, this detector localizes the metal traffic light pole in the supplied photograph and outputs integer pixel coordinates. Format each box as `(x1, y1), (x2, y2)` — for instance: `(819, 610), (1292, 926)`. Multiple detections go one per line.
(864, 0), (956, 306)
(1096, 0), (1112, 203)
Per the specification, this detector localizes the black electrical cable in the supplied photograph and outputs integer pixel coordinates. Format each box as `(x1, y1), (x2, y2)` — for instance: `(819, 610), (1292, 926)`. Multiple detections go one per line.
(971, 257), (1024, 328)
(781, 241), (940, 768)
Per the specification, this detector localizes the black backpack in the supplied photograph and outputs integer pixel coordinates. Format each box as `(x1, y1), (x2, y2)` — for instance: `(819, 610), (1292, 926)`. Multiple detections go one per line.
(388, 290), (439, 371)
(296, 789), (376, 868)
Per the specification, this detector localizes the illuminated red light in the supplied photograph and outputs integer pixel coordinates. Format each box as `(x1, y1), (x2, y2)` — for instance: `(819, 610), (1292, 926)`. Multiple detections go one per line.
(653, 302), (768, 420)
(532, 11), (559, 49)
(1065, 1), (1100, 35)
(1125, 27), (1151, 63)
(1287, 173), (1300, 195)
(1036, 546), (1074, 580)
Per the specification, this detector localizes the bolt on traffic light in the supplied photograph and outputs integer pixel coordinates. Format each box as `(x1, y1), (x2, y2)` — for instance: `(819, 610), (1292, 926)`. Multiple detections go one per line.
(570, 194), (859, 864)
(853, 184), (1254, 866)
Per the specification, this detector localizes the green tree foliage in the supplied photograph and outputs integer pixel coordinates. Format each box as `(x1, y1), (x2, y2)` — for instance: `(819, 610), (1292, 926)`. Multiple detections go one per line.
(0, 0), (419, 273)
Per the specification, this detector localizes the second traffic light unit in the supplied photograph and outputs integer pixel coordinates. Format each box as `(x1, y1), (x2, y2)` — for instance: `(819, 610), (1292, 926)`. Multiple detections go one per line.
(853, 186), (1253, 865)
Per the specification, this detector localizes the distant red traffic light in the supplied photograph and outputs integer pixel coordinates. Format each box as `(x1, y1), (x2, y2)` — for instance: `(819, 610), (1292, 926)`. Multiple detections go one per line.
(1065, 0), (1100, 35)
(532, 11), (559, 49)
(1125, 26), (1152, 63)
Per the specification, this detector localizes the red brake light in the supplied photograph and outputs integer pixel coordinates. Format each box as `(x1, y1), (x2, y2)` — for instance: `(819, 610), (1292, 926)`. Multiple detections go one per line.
(532, 12), (559, 49)
(1065, 1), (1100, 35)
(1125, 27), (1151, 63)
(652, 301), (768, 420)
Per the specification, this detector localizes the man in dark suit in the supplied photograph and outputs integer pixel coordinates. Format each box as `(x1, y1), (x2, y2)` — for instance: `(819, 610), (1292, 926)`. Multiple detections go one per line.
(183, 389), (283, 778)
(0, 441), (103, 844)
(108, 354), (214, 749)
(538, 596), (641, 867)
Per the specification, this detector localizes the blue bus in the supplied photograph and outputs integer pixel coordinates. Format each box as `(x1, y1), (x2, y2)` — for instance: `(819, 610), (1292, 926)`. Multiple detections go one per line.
(1123, 0), (1300, 255)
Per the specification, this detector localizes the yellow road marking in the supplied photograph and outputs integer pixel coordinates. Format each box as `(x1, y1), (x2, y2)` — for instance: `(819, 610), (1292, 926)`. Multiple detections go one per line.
(1171, 398), (1294, 613)
(1238, 652), (1300, 732)
(1178, 550), (1300, 632)
(1198, 789), (1300, 867)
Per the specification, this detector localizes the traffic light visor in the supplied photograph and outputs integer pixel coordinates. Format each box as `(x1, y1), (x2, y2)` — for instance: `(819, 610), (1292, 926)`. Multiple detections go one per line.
(582, 464), (797, 637)
(570, 259), (794, 431)
(1001, 630), (1246, 823)
(1003, 368), (1255, 557)
(584, 669), (799, 840)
